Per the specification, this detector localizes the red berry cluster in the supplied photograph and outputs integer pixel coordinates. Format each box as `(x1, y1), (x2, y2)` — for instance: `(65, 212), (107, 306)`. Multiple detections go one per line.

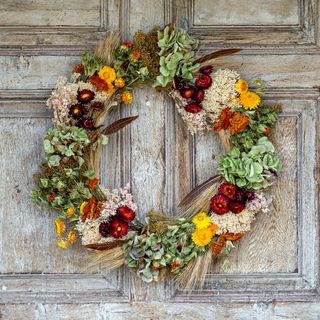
(210, 182), (255, 215)
(69, 89), (104, 130)
(179, 66), (213, 114)
(99, 206), (135, 239)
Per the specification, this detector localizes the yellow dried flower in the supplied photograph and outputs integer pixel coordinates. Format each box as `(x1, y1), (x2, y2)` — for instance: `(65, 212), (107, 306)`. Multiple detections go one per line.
(56, 239), (69, 249)
(235, 79), (248, 93)
(55, 219), (66, 236)
(192, 212), (212, 229)
(239, 91), (261, 110)
(192, 228), (214, 247)
(121, 91), (133, 104)
(67, 231), (77, 244)
(98, 66), (116, 83)
(115, 77), (125, 88)
(66, 208), (75, 218)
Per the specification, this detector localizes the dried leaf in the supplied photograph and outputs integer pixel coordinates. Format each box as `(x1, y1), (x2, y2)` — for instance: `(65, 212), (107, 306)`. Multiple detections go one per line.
(178, 175), (221, 207)
(102, 115), (139, 135)
(195, 48), (242, 64)
(84, 240), (125, 251)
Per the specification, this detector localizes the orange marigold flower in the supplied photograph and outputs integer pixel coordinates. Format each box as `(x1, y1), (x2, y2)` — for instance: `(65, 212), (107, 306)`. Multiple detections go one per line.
(67, 231), (77, 244)
(72, 63), (84, 74)
(131, 51), (141, 61)
(213, 107), (233, 131)
(229, 112), (250, 135)
(86, 178), (99, 190)
(121, 91), (133, 104)
(114, 77), (125, 89)
(87, 76), (115, 95)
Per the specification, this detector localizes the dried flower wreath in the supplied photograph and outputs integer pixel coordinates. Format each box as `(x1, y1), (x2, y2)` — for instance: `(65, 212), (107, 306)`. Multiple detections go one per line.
(32, 25), (281, 287)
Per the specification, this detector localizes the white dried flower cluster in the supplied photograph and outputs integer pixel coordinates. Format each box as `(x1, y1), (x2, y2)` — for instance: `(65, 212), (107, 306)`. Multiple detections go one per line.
(46, 77), (110, 126)
(211, 192), (271, 234)
(202, 69), (241, 123)
(76, 219), (105, 246)
(172, 91), (208, 135)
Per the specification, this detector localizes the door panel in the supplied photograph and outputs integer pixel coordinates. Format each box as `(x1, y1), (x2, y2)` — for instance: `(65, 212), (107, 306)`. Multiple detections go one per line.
(0, 0), (319, 318)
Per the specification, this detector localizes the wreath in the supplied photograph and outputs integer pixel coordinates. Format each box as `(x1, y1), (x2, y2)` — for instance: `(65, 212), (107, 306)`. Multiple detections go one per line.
(32, 25), (281, 287)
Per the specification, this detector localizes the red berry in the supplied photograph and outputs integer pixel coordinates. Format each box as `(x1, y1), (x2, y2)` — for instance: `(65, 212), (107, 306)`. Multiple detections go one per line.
(200, 65), (213, 75)
(229, 201), (245, 214)
(195, 74), (212, 89)
(180, 86), (195, 99)
(235, 189), (246, 202)
(109, 218), (129, 238)
(48, 193), (55, 202)
(117, 206), (135, 222)
(185, 103), (203, 113)
(193, 89), (205, 103)
(218, 182), (237, 200)
(210, 194), (229, 215)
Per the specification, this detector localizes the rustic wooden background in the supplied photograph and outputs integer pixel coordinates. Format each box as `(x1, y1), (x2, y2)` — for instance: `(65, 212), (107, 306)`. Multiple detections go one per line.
(0, 0), (319, 319)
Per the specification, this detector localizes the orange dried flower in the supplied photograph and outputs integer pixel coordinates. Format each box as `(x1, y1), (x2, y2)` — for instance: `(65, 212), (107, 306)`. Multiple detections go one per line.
(224, 233), (244, 241)
(72, 64), (84, 74)
(121, 91), (133, 104)
(229, 112), (250, 135)
(86, 178), (99, 190)
(131, 51), (141, 60)
(114, 77), (125, 88)
(87, 76), (115, 94)
(80, 198), (103, 222)
(212, 233), (244, 254)
(213, 107), (233, 131)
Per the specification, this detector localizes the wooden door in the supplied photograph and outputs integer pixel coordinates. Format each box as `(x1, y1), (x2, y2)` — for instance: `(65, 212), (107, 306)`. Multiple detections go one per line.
(0, 0), (319, 318)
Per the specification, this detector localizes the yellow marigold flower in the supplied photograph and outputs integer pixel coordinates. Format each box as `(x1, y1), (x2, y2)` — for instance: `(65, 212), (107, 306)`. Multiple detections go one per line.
(192, 212), (212, 229)
(80, 201), (88, 215)
(56, 239), (69, 249)
(67, 231), (77, 244)
(121, 91), (133, 104)
(239, 91), (261, 110)
(192, 228), (214, 247)
(114, 77), (125, 89)
(55, 219), (66, 236)
(98, 66), (116, 83)
(235, 79), (248, 93)
(66, 208), (75, 218)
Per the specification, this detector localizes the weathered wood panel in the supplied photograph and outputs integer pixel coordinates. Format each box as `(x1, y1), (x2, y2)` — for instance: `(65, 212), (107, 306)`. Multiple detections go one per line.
(0, 0), (319, 318)
(193, 0), (300, 26)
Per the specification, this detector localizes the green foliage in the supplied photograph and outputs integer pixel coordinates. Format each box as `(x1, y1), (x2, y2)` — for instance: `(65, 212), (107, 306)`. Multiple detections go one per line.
(154, 26), (199, 87)
(113, 45), (150, 89)
(43, 126), (89, 168)
(32, 126), (93, 219)
(218, 137), (281, 190)
(81, 52), (105, 78)
(123, 219), (207, 282)
(230, 106), (281, 152)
